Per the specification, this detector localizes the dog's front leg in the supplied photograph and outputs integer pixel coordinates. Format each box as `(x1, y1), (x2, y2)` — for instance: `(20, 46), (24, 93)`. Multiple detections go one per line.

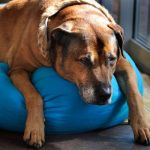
(10, 69), (45, 148)
(115, 56), (150, 145)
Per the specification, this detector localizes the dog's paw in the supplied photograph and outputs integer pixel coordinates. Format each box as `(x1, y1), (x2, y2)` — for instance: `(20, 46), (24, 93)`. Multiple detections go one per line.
(132, 121), (150, 146)
(23, 116), (45, 148)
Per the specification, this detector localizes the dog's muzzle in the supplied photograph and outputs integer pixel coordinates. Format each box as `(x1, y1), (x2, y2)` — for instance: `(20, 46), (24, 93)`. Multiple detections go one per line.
(79, 82), (112, 105)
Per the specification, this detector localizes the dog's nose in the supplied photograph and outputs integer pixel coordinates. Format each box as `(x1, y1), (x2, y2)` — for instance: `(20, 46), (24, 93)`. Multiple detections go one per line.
(101, 86), (111, 99)
(99, 83), (111, 101)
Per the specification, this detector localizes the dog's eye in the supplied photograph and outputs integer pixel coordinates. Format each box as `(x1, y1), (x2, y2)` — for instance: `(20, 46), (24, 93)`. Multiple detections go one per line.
(79, 55), (92, 67)
(108, 56), (117, 65)
(108, 56), (117, 61)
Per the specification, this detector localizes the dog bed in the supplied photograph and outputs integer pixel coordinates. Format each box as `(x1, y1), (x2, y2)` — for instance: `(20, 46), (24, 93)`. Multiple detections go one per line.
(0, 52), (143, 134)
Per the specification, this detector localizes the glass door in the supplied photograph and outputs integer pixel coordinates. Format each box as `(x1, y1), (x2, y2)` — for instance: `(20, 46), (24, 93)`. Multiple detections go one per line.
(135, 0), (150, 51)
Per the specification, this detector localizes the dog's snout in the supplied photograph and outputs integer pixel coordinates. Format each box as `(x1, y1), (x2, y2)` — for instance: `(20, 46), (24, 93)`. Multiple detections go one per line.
(98, 83), (111, 101)
(79, 82), (112, 105)
(101, 86), (111, 98)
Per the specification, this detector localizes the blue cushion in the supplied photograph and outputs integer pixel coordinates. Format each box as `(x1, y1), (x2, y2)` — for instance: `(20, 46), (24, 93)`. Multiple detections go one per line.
(0, 52), (143, 134)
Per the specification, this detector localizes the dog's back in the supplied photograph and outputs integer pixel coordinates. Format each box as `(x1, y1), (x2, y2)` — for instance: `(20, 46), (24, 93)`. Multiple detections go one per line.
(0, 0), (41, 66)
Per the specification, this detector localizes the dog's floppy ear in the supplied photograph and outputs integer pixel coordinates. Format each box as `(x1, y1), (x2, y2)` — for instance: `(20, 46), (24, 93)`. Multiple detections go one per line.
(49, 22), (78, 66)
(108, 23), (125, 58)
(50, 22), (76, 43)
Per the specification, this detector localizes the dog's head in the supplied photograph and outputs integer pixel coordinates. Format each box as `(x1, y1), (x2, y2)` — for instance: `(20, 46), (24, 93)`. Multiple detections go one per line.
(38, 4), (124, 105)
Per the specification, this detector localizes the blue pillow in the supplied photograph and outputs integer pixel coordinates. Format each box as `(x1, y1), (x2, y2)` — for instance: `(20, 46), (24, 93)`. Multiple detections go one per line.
(0, 52), (143, 134)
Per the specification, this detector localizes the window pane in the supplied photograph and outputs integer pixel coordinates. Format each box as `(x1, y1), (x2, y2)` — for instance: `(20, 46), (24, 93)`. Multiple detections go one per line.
(135, 0), (150, 50)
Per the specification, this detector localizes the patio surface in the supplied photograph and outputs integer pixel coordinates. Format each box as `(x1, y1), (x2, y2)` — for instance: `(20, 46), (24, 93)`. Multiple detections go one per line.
(0, 75), (149, 150)
(0, 125), (150, 150)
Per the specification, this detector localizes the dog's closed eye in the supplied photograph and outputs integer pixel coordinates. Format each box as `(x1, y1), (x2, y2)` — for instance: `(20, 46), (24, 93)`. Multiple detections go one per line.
(107, 55), (117, 66)
(79, 54), (93, 68)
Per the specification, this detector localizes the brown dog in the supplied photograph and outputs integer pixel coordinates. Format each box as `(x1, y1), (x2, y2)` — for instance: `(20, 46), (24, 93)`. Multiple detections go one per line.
(0, 0), (149, 148)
